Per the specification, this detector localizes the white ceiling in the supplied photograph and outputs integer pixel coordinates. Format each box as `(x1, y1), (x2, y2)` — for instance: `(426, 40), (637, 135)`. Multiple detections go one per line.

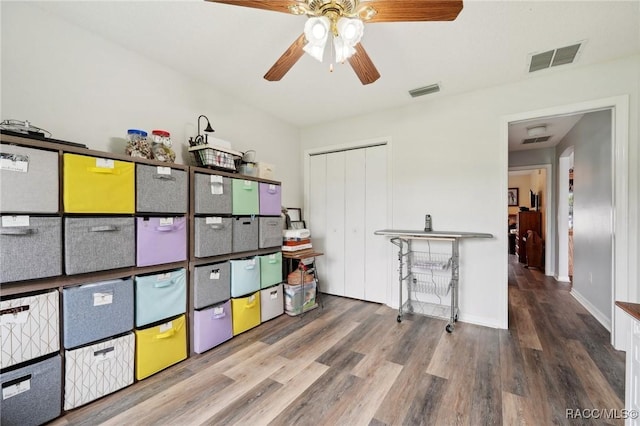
(30, 0), (640, 133)
(508, 113), (584, 152)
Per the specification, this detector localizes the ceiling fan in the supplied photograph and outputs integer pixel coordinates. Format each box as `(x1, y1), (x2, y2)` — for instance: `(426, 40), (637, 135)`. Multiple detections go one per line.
(205, 0), (463, 85)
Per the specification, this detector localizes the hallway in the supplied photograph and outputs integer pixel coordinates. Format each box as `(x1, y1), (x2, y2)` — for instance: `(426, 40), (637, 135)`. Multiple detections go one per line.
(506, 254), (625, 423)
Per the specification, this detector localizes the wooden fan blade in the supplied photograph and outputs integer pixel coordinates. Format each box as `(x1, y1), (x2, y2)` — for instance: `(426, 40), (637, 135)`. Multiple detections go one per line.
(348, 43), (380, 85)
(205, 0), (299, 15)
(264, 33), (306, 81)
(365, 0), (463, 23)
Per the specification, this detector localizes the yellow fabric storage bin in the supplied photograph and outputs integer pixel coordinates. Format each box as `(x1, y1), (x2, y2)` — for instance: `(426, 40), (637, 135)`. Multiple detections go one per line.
(232, 292), (261, 336)
(63, 153), (134, 213)
(135, 315), (187, 380)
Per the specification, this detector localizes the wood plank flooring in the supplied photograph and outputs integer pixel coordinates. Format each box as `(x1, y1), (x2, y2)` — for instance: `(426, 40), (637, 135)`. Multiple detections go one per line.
(51, 256), (625, 425)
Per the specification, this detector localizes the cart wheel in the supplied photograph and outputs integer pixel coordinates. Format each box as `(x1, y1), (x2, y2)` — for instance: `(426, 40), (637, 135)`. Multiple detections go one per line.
(446, 324), (454, 333)
(397, 315), (402, 323)
(454, 314), (459, 322)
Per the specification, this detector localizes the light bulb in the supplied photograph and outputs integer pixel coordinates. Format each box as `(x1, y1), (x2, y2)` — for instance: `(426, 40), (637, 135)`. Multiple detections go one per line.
(312, 22), (326, 39)
(343, 23), (357, 39)
(337, 17), (364, 45)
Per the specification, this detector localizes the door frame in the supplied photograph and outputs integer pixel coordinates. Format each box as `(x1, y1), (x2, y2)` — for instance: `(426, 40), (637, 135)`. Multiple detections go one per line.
(557, 147), (574, 283)
(501, 95), (630, 349)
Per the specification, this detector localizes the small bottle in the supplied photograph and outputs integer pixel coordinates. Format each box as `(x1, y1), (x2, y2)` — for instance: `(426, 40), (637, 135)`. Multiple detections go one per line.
(424, 214), (432, 232)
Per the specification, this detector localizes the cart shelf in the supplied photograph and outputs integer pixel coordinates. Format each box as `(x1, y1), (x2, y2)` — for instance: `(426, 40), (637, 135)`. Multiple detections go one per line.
(374, 228), (492, 333)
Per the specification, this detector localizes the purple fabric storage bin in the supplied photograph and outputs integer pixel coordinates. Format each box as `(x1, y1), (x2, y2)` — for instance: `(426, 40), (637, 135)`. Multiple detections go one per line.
(259, 183), (281, 216)
(193, 300), (233, 354)
(136, 217), (187, 267)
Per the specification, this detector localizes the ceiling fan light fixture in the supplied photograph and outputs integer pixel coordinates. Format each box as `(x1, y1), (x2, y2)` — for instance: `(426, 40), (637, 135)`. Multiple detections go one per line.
(303, 16), (330, 62)
(357, 5), (377, 21)
(337, 17), (364, 45)
(304, 17), (330, 43)
(288, 3), (309, 15)
(334, 36), (356, 63)
(527, 125), (547, 137)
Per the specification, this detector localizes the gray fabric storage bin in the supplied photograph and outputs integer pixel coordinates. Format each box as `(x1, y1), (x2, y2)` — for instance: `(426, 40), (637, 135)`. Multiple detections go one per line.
(62, 278), (134, 349)
(136, 164), (188, 214)
(194, 217), (232, 258)
(0, 216), (62, 283)
(193, 262), (231, 309)
(0, 354), (62, 426)
(194, 173), (232, 214)
(259, 217), (283, 249)
(0, 144), (59, 213)
(232, 216), (259, 253)
(65, 217), (135, 275)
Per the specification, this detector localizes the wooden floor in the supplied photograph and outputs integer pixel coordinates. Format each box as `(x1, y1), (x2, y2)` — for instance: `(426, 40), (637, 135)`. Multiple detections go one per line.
(52, 256), (625, 425)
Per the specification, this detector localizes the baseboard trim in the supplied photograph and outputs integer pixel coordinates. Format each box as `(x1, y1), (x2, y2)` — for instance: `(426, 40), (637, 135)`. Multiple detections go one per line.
(555, 275), (571, 283)
(570, 289), (611, 331)
(459, 313), (506, 330)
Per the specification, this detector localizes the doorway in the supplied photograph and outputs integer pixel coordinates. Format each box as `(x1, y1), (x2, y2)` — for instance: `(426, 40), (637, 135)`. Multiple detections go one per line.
(507, 165), (552, 276)
(502, 95), (630, 349)
(557, 147), (574, 283)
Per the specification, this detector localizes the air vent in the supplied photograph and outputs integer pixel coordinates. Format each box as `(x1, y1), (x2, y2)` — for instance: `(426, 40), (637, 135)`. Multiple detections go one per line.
(523, 136), (552, 144)
(409, 83), (440, 98)
(529, 43), (582, 72)
(529, 50), (554, 72)
(552, 44), (581, 66)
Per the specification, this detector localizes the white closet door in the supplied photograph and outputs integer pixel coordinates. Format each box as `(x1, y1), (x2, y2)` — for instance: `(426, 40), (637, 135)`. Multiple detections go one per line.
(344, 149), (366, 299)
(364, 145), (388, 303)
(323, 151), (346, 296)
(308, 154), (327, 287)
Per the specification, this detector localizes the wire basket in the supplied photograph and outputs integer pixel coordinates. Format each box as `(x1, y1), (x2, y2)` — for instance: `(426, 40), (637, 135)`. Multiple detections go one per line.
(410, 272), (452, 296)
(189, 144), (242, 171)
(410, 252), (452, 272)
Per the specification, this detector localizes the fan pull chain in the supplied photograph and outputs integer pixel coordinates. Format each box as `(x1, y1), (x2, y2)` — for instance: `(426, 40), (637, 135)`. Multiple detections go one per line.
(329, 35), (335, 73)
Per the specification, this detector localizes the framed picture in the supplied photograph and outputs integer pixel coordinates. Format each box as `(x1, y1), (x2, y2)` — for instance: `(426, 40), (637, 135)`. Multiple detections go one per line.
(286, 207), (301, 222)
(508, 188), (519, 206)
(290, 220), (306, 230)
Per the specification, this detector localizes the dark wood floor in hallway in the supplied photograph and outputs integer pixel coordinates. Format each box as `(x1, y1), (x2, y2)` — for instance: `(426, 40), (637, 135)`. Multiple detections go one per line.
(52, 256), (625, 425)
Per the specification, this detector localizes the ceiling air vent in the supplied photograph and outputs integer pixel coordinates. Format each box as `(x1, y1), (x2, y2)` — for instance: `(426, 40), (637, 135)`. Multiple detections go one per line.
(528, 43), (582, 72)
(523, 136), (552, 144)
(409, 83), (440, 98)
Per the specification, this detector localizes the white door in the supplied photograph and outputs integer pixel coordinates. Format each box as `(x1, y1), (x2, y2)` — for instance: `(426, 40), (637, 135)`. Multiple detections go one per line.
(307, 144), (388, 303)
(364, 145), (388, 303)
(344, 149), (366, 299)
(323, 151), (346, 296)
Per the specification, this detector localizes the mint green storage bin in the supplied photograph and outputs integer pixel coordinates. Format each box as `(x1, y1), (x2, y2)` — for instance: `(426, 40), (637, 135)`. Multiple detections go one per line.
(259, 252), (283, 289)
(232, 179), (259, 215)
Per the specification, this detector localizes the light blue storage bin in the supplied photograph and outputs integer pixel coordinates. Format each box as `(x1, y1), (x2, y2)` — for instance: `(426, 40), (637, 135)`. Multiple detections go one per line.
(230, 258), (261, 298)
(135, 269), (186, 327)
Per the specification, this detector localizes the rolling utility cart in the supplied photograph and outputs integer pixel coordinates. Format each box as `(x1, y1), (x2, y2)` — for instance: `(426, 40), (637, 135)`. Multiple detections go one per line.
(374, 230), (492, 333)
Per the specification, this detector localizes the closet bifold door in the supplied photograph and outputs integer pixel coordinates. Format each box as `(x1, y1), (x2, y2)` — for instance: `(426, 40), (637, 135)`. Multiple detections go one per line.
(323, 151), (346, 297)
(364, 145), (388, 304)
(344, 149), (366, 300)
(308, 144), (389, 303)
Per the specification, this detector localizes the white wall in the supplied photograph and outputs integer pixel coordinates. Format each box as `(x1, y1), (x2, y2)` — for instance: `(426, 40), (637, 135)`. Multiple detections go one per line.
(557, 110), (613, 327)
(1, 2), (302, 207)
(301, 54), (640, 329)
